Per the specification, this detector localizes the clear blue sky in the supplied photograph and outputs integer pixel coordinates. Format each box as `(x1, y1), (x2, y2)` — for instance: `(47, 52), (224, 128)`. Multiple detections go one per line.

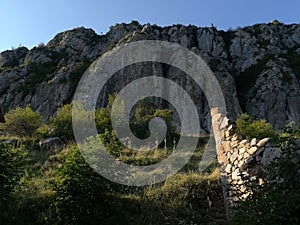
(0, 0), (299, 52)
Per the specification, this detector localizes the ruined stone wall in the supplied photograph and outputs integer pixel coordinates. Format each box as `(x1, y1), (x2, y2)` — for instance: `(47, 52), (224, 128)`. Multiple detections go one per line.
(210, 108), (282, 216)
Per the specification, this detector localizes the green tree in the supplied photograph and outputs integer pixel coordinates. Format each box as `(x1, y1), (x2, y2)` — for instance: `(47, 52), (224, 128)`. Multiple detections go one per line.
(130, 99), (176, 145)
(0, 106), (42, 137)
(236, 113), (277, 140)
(48, 104), (73, 141)
(49, 145), (112, 225)
(95, 93), (117, 134)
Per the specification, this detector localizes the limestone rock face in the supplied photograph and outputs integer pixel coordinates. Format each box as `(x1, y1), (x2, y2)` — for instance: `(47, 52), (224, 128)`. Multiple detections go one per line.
(0, 22), (299, 129)
(0, 47), (28, 67)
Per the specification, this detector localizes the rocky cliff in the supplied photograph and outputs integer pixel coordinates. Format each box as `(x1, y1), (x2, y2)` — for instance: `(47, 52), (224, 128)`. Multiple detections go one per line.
(0, 21), (299, 129)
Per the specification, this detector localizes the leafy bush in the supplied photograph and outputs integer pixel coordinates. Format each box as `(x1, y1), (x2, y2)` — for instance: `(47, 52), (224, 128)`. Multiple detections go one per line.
(49, 145), (112, 225)
(0, 106), (43, 137)
(0, 144), (25, 222)
(130, 99), (177, 145)
(236, 113), (277, 140)
(48, 104), (73, 141)
(49, 102), (99, 141)
(229, 131), (300, 225)
(95, 94), (116, 134)
(48, 93), (178, 145)
(97, 129), (124, 157)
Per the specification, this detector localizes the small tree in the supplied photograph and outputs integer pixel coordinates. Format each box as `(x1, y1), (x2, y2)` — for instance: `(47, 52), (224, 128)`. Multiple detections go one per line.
(236, 113), (277, 140)
(49, 145), (111, 224)
(95, 94), (117, 134)
(49, 104), (73, 141)
(0, 106), (42, 137)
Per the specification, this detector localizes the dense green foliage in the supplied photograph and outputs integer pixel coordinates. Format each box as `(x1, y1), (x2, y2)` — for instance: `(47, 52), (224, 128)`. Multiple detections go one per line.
(0, 106), (42, 137)
(130, 99), (177, 144)
(236, 113), (277, 140)
(95, 93), (116, 134)
(0, 144), (26, 223)
(47, 144), (218, 225)
(48, 104), (74, 141)
(48, 145), (112, 225)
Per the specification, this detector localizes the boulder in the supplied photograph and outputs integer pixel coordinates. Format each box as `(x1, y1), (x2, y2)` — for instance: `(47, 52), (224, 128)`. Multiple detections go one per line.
(225, 164), (232, 173)
(261, 147), (281, 167)
(0, 47), (28, 67)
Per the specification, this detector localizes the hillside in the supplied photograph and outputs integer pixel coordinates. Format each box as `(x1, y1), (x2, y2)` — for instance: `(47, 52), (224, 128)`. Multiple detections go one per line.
(0, 21), (300, 129)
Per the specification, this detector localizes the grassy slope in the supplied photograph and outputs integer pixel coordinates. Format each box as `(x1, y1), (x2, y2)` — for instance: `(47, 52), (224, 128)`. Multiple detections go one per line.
(0, 137), (223, 225)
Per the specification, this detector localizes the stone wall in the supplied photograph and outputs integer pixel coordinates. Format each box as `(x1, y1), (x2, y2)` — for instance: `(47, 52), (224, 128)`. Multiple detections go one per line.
(210, 108), (282, 216)
(191, 179), (227, 225)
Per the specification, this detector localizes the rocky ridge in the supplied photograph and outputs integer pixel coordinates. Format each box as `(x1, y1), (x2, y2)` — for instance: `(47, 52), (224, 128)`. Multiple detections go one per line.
(0, 21), (299, 129)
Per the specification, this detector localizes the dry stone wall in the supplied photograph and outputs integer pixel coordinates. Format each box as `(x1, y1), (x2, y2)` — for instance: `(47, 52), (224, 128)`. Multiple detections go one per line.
(211, 108), (282, 216)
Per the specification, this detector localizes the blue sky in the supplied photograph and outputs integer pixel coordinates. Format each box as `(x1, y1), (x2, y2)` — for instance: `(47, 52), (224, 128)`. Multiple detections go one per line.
(0, 0), (299, 52)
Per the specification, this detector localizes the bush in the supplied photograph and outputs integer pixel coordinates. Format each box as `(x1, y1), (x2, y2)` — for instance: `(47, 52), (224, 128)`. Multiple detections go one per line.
(0, 144), (25, 222)
(236, 113), (277, 140)
(48, 104), (73, 141)
(0, 106), (42, 137)
(130, 99), (177, 145)
(49, 102), (99, 142)
(97, 129), (124, 157)
(49, 145), (112, 225)
(95, 94), (116, 134)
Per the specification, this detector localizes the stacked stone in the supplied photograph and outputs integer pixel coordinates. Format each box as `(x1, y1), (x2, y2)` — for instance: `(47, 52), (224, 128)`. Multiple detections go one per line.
(210, 108), (281, 213)
(220, 129), (281, 205)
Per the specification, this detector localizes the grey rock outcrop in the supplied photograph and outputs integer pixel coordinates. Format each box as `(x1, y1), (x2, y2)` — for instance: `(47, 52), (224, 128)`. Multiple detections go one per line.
(0, 21), (299, 129)
(0, 47), (28, 68)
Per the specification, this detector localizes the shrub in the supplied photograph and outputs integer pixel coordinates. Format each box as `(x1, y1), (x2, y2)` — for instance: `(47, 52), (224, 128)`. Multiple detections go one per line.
(49, 145), (112, 225)
(48, 104), (73, 141)
(236, 113), (277, 140)
(95, 94), (116, 134)
(49, 102), (101, 142)
(0, 106), (42, 137)
(130, 99), (177, 144)
(0, 144), (25, 221)
(98, 129), (124, 157)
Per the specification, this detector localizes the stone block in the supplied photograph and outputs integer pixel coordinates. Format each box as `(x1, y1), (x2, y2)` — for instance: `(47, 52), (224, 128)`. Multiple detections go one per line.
(225, 164), (232, 173)
(239, 147), (246, 154)
(257, 137), (270, 147)
(250, 138), (257, 146)
(230, 151), (239, 162)
(248, 146), (258, 155)
(240, 139), (248, 145)
(219, 116), (229, 130)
